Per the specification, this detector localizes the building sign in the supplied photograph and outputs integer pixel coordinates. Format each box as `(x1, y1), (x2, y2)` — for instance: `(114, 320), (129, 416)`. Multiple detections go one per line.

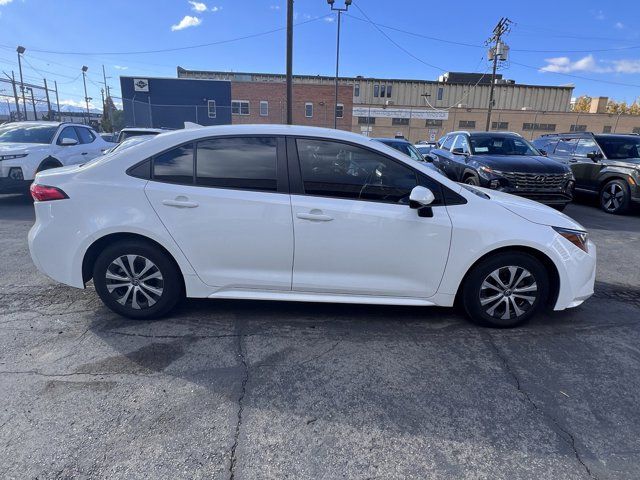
(133, 78), (149, 92)
(352, 107), (448, 120)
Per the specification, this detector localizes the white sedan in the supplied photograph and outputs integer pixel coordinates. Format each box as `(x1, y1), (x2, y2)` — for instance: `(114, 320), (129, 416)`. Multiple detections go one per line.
(28, 125), (596, 327)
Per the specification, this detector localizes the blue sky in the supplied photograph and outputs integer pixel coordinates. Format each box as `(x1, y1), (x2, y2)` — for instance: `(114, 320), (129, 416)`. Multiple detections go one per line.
(1, 0), (639, 111)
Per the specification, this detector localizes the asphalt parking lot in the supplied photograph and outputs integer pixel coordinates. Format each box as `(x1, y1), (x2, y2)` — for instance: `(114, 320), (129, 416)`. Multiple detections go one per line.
(1, 194), (639, 480)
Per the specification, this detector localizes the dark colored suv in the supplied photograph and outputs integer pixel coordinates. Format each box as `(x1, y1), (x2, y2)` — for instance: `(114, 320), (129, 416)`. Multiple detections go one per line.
(430, 131), (574, 209)
(533, 132), (640, 214)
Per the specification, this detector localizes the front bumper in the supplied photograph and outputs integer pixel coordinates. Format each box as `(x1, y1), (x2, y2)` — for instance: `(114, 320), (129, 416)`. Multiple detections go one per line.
(0, 175), (31, 194)
(553, 239), (597, 311)
(498, 190), (573, 206)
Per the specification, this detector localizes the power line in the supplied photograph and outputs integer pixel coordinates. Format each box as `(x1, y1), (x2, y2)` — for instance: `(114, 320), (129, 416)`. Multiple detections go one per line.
(0, 14), (332, 56)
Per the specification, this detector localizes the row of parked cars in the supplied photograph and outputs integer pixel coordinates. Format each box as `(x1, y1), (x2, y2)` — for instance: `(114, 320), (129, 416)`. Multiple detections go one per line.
(381, 131), (640, 215)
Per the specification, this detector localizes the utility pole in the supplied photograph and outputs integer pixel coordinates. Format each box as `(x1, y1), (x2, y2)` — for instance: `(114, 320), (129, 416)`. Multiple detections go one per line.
(286, 0), (293, 125)
(27, 87), (37, 120)
(16, 46), (27, 121)
(484, 17), (511, 131)
(54, 80), (61, 119)
(81, 66), (90, 125)
(43, 78), (52, 120)
(10, 71), (20, 119)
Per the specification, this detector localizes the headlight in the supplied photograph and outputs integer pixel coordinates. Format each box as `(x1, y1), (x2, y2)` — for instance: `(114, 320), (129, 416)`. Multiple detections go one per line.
(0, 153), (28, 161)
(478, 165), (494, 179)
(553, 226), (589, 253)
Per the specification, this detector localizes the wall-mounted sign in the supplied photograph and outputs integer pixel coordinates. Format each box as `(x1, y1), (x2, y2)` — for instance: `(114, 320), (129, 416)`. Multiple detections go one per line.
(352, 107), (448, 120)
(133, 78), (149, 92)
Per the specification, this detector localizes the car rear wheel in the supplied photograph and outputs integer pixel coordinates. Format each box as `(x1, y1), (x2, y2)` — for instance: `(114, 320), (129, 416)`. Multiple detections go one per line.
(93, 240), (183, 319)
(600, 179), (630, 214)
(462, 252), (549, 328)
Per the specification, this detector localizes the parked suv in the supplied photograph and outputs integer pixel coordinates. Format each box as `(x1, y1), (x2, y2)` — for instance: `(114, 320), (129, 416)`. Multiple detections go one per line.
(533, 132), (640, 214)
(0, 121), (109, 194)
(430, 131), (574, 209)
(28, 125), (595, 328)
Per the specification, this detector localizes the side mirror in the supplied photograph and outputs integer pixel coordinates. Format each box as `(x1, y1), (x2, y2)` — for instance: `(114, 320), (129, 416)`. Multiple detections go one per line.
(409, 186), (435, 217)
(60, 137), (78, 146)
(587, 151), (602, 161)
(422, 154), (433, 162)
(539, 149), (547, 156)
(451, 147), (468, 156)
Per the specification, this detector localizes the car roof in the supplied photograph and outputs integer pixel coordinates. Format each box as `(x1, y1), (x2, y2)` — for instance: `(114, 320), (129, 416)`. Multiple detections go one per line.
(373, 137), (410, 144)
(120, 127), (168, 133)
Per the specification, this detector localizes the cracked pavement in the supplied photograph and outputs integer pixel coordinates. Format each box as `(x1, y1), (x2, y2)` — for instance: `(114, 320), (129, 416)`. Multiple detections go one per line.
(1, 193), (639, 479)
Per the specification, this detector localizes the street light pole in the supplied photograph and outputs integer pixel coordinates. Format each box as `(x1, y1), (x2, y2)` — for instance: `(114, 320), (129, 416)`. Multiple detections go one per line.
(285, 0), (293, 125)
(81, 66), (90, 125)
(327, 0), (351, 129)
(16, 46), (26, 121)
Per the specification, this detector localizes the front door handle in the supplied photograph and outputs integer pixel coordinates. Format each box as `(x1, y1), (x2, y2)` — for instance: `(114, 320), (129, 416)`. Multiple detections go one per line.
(296, 211), (333, 222)
(81, 152), (88, 155)
(162, 198), (199, 208)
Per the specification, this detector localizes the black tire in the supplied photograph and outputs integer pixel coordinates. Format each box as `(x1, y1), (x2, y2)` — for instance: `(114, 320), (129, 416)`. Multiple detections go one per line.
(462, 252), (549, 328)
(599, 179), (631, 214)
(464, 174), (480, 186)
(36, 157), (62, 173)
(93, 240), (183, 319)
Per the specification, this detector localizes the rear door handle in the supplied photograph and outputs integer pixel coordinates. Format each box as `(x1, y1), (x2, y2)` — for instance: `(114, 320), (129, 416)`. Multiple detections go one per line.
(81, 152), (88, 155)
(162, 199), (199, 208)
(296, 212), (333, 222)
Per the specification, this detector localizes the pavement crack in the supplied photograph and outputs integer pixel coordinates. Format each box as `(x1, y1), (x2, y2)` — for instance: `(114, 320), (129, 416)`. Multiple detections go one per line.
(229, 331), (249, 480)
(483, 332), (598, 480)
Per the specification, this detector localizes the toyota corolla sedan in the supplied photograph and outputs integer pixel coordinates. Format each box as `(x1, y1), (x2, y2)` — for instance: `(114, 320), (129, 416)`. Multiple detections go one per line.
(28, 125), (596, 327)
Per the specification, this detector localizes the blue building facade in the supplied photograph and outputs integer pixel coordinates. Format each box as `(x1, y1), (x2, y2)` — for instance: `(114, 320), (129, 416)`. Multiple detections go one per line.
(120, 76), (232, 129)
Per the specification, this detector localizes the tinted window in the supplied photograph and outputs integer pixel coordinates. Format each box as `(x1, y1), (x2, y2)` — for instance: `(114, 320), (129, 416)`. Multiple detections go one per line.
(75, 127), (96, 144)
(596, 136), (640, 159)
(196, 137), (277, 191)
(441, 135), (454, 150)
(554, 138), (578, 157)
(153, 144), (194, 184)
(296, 138), (418, 204)
(574, 138), (599, 157)
(57, 126), (80, 145)
(0, 124), (57, 144)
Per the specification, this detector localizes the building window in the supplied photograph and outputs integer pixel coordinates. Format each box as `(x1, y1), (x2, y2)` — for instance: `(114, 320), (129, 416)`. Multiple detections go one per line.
(425, 119), (443, 127)
(570, 124), (587, 132)
(373, 84), (379, 97)
(305, 102), (313, 118)
(437, 87), (443, 101)
(387, 85), (392, 98)
(357, 116), (375, 125)
(523, 123), (557, 132)
(207, 100), (216, 118)
(259, 101), (268, 117)
(459, 120), (475, 129)
(392, 118), (409, 126)
(633, 127), (640, 134)
(232, 100), (250, 115)
(335, 103), (344, 119)
(380, 85), (386, 98)
(354, 84), (360, 97)
(603, 125), (612, 133)
(491, 121), (508, 130)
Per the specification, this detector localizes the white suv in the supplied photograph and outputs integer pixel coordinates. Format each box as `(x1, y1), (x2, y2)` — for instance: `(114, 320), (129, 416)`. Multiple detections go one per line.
(0, 121), (109, 194)
(28, 125), (596, 327)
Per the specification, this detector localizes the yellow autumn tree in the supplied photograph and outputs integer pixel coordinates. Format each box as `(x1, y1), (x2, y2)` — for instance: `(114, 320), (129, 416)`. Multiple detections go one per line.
(572, 96), (591, 112)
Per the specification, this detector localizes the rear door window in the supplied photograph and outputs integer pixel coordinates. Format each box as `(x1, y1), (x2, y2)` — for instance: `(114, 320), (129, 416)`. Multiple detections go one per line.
(152, 144), (194, 184)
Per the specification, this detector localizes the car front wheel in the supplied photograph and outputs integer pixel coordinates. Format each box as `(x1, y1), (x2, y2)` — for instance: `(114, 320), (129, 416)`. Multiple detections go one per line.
(600, 179), (630, 214)
(462, 252), (549, 328)
(93, 240), (183, 319)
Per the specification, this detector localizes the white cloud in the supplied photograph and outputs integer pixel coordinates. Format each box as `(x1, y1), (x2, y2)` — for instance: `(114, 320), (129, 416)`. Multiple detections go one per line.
(324, 16), (334, 22)
(540, 54), (640, 74)
(590, 9), (605, 20)
(60, 99), (98, 110)
(614, 21), (624, 29)
(269, 5), (280, 10)
(113, 65), (128, 70)
(0, 0), (14, 5)
(210, 5), (221, 12)
(188, 1), (207, 12)
(171, 15), (202, 31)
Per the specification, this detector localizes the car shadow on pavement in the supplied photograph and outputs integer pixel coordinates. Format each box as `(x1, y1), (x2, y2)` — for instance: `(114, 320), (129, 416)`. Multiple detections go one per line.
(0, 194), (34, 221)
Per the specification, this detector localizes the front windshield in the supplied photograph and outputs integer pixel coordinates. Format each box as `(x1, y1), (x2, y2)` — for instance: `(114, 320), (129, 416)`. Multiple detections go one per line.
(470, 135), (540, 156)
(597, 137), (640, 159)
(0, 124), (58, 144)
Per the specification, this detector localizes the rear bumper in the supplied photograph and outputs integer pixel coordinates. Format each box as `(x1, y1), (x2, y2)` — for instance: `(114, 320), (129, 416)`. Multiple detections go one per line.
(0, 176), (30, 194)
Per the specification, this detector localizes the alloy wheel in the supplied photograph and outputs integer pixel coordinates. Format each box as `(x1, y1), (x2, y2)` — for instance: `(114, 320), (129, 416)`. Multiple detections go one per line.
(601, 183), (625, 212)
(105, 255), (164, 310)
(479, 266), (538, 321)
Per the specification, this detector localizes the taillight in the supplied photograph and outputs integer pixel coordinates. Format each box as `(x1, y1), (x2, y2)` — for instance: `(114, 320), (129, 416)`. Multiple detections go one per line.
(30, 184), (68, 202)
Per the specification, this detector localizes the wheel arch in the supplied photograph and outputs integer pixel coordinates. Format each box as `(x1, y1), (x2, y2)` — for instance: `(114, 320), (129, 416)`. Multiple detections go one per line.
(599, 174), (632, 192)
(461, 168), (479, 181)
(454, 245), (560, 309)
(82, 232), (186, 293)
(36, 156), (63, 173)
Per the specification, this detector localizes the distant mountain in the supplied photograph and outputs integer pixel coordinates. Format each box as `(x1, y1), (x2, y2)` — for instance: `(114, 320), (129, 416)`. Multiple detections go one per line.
(0, 103), (102, 115)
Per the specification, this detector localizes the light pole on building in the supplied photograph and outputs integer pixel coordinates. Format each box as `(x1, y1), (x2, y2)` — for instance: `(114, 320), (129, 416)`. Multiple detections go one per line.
(81, 66), (90, 125)
(327, 0), (351, 129)
(16, 46), (27, 120)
